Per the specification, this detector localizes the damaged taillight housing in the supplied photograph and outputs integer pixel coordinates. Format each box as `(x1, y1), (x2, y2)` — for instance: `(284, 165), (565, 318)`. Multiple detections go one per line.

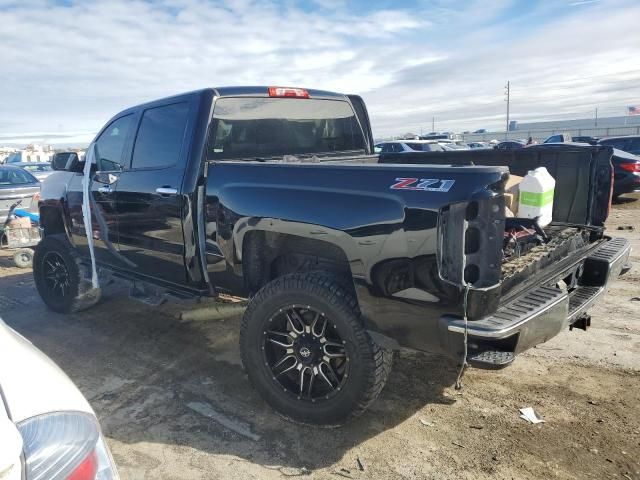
(438, 194), (505, 289)
(18, 411), (119, 480)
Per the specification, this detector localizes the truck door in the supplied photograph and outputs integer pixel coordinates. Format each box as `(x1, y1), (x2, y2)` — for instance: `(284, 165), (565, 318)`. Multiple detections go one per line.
(114, 100), (191, 285)
(67, 114), (135, 266)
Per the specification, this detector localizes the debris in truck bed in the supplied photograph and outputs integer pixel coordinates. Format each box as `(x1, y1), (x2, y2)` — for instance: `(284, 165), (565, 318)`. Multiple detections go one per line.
(501, 227), (582, 281)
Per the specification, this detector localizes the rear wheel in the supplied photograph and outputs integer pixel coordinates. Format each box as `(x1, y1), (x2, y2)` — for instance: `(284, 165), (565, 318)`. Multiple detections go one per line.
(13, 249), (33, 268)
(240, 272), (392, 426)
(33, 235), (101, 313)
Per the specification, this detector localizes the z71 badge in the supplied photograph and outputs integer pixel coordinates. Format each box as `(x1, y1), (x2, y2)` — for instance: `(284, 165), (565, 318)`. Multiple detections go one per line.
(390, 178), (455, 192)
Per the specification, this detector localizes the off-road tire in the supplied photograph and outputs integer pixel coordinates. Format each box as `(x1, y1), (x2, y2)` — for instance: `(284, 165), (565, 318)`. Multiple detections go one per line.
(13, 249), (33, 268)
(240, 272), (392, 426)
(33, 235), (101, 313)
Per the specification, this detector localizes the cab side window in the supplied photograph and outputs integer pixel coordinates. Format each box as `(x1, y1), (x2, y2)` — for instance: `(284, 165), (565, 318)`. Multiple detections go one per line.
(95, 115), (134, 172)
(131, 102), (189, 169)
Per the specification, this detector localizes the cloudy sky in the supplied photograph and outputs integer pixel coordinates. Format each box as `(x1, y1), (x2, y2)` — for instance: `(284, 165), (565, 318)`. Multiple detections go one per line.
(1, 0), (639, 145)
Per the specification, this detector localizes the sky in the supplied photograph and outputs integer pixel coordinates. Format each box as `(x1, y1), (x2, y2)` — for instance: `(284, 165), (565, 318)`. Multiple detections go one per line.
(0, 0), (639, 145)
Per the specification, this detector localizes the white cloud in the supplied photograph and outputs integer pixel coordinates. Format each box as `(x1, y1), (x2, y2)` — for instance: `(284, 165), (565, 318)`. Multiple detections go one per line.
(0, 0), (638, 144)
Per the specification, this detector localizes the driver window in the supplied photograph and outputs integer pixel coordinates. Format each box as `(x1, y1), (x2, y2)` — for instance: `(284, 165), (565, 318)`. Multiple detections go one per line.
(95, 114), (133, 171)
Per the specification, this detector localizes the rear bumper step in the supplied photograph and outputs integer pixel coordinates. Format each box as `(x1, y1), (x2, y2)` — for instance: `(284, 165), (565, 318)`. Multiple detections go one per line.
(447, 236), (631, 369)
(467, 349), (515, 369)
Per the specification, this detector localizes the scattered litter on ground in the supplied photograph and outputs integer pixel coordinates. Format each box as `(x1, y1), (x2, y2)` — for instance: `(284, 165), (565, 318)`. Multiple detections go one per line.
(616, 225), (635, 231)
(519, 407), (545, 424)
(186, 401), (261, 441)
(469, 424), (484, 430)
(332, 468), (353, 478)
(452, 441), (466, 448)
(356, 457), (365, 472)
(631, 297), (640, 302)
(420, 418), (435, 427)
(588, 400), (599, 405)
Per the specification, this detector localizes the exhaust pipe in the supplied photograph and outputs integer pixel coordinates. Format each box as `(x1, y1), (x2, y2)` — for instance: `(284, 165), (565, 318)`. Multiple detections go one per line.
(180, 303), (247, 322)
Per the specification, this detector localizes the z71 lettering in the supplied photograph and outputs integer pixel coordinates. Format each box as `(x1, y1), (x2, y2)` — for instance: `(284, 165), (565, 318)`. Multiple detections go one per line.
(390, 178), (455, 192)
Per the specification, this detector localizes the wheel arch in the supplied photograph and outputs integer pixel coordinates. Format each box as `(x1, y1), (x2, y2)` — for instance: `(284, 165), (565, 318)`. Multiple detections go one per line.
(39, 204), (70, 239)
(240, 224), (357, 294)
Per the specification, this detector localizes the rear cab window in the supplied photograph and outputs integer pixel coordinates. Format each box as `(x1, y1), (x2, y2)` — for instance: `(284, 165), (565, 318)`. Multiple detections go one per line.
(208, 97), (365, 160)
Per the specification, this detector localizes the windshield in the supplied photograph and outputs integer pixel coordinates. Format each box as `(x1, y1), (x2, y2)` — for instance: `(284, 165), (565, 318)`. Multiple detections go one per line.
(0, 168), (37, 185)
(208, 97), (366, 160)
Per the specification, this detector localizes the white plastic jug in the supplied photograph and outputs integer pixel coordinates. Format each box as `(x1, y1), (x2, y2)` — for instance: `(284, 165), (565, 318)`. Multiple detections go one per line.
(518, 167), (555, 227)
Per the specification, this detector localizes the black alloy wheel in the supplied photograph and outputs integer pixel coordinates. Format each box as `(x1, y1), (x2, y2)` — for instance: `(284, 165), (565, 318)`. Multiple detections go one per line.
(41, 251), (72, 297)
(263, 304), (349, 401)
(33, 234), (101, 313)
(240, 272), (392, 425)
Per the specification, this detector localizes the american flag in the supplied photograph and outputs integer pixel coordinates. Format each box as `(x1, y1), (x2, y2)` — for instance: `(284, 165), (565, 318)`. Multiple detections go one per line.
(629, 106), (640, 115)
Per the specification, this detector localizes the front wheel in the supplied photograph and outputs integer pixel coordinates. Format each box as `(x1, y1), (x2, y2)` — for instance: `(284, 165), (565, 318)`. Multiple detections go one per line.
(33, 235), (101, 313)
(240, 272), (392, 426)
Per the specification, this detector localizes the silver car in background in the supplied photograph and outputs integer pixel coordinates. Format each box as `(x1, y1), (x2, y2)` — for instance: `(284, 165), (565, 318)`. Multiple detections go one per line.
(11, 162), (55, 182)
(0, 166), (40, 226)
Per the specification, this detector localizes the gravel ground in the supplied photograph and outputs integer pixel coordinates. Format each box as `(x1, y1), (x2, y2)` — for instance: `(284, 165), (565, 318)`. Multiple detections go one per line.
(1, 193), (638, 480)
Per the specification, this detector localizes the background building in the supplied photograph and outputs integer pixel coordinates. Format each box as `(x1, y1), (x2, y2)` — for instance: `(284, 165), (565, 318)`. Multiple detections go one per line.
(463, 114), (640, 142)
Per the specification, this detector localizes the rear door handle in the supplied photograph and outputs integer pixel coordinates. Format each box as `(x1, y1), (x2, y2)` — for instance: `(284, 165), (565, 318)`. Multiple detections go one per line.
(98, 186), (113, 193)
(156, 187), (178, 195)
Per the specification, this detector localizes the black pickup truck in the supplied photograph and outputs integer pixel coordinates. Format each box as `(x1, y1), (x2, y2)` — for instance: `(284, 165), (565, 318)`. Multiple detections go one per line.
(36, 86), (631, 425)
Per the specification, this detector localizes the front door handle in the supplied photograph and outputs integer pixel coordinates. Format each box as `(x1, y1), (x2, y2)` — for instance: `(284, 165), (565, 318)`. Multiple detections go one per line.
(156, 187), (178, 195)
(98, 185), (113, 194)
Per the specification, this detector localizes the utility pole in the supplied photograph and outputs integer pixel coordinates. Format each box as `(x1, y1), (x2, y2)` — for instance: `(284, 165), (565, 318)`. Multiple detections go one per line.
(432, 116), (435, 132)
(504, 81), (510, 139)
(595, 107), (598, 127)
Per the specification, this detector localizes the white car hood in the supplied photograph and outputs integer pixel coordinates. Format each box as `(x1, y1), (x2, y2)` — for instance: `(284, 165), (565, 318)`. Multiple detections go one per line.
(0, 319), (92, 423)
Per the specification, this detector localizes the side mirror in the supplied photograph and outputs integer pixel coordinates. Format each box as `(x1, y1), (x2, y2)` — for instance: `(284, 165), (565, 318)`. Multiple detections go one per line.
(51, 152), (83, 172)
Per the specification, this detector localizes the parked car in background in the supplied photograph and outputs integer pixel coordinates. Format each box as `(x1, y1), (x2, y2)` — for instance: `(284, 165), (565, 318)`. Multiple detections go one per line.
(12, 162), (55, 182)
(543, 133), (572, 143)
(377, 140), (445, 153)
(437, 139), (470, 150)
(598, 135), (640, 156)
(467, 142), (491, 149)
(473, 128), (487, 133)
(572, 136), (599, 145)
(0, 318), (119, 479)
(4, 152), (24, 164)
(527, 142), (640, 198)
(495, 140), (525, 150)
(0, 165), (40, 226)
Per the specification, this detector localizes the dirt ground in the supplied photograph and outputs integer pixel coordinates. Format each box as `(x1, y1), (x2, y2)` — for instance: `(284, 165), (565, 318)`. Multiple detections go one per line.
(1, 193), (639, 480)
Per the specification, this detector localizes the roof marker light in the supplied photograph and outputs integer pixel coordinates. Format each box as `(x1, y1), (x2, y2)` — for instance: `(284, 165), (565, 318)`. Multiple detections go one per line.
(268, 86), (309, 98)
